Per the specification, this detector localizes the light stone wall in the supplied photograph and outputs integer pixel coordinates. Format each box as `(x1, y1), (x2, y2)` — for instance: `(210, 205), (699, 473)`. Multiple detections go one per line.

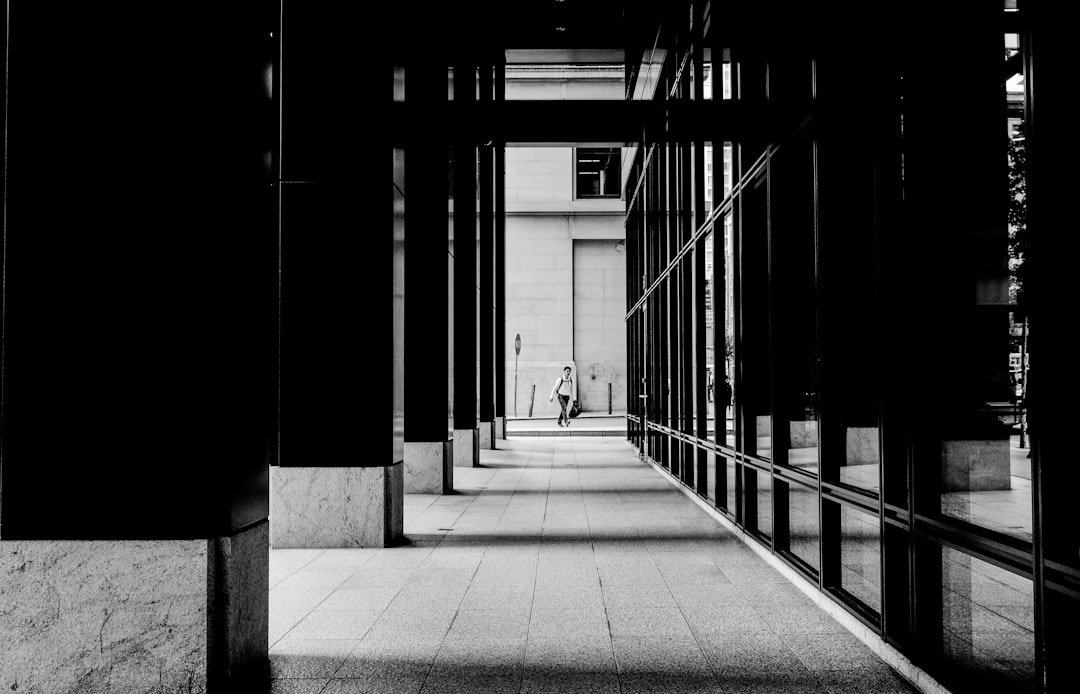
(503, 146), (627, 418)
(574, 239), (627, 413)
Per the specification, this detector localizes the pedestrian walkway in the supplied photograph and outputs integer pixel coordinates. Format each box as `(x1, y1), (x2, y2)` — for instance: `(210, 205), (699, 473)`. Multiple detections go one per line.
(506, 413), (628, 437)
(268, 437), (921, 694)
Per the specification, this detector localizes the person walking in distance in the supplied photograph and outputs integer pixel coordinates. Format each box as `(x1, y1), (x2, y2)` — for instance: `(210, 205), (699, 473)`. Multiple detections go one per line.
(549, 366), (577, 428)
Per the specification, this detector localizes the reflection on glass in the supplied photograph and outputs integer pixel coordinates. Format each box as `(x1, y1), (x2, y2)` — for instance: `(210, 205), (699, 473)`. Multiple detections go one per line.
(941, 548), (1035, 693)
(840, 427), (880, 492)
(938, 31), (1031, 543)
(774, 141), (818, 474)
(703, 49), (712, 100)
(704, 231), (716, 440)
(447, 145), (455, 435)
(839, 504), (880, 614)
(741, 170), (770, 460)
(704, 143), (714, 210)
(504, 61), (625, 101)
(787, 482), (820, 572)
(726, 458), (737, 514)
(722, 211), (735, 448)
(706, 449), (717, 504)
(393, 147), (405, 464)
(723, 144), (733, 200)
(755, 468), (772, 538)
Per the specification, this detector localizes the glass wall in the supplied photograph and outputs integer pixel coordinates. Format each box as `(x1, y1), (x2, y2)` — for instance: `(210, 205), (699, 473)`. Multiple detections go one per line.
(622, 3), (1063, 692)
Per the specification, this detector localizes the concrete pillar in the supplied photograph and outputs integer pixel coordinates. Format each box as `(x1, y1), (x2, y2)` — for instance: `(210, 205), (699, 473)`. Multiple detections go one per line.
(0, 3), (280, 690)
(271, 465), (404, 547)
(454, 428), (481, 467)
(404, 441), (454, 494)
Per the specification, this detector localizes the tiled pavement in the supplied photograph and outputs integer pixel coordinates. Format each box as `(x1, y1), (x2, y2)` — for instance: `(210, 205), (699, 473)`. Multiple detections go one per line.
(268, 437), (921, 694)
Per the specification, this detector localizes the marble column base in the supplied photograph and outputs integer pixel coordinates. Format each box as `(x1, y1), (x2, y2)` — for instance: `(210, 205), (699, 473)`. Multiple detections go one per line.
(453, 428), (480, 467)
(941, 439), (1011, 491)
(271, 465), (404, 548)
(404, 440), (453, 494)
(0, 522), (269, 693)
(495, 416), (506, 440)
(479, 420), (496, 450)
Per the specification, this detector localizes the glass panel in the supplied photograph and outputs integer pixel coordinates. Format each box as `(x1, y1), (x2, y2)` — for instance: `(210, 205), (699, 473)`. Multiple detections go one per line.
(704, 231), (716, 440)
(706, 449), (717, 504)
(941, 548), (1035, 693)
(726, 457), (737, 514)
(704, 142), (715, 211)
(773, 141), (818, 474)
(788, 481), (820, 572)
(504, 57), (625, 101)
(576, 148), (621, 198)
(741, 172), (770, 460)
(840, 426), (880, 492)
(722, 211), (735, 449)
(721, 48), (733, 101)
(936, 31), (1031, 543)
(723, 143), (734, 201)
(755, 467), (772, 538)
(839, 504), (881, 614)
(447, 145), (455, 435)
(703, 48), (712, 100)
(393, 147), (405, 463)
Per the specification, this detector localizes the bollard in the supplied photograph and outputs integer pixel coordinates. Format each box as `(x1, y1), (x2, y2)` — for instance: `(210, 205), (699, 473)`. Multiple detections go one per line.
(608, 382), (613, 415)
(528, 384), (536, 417)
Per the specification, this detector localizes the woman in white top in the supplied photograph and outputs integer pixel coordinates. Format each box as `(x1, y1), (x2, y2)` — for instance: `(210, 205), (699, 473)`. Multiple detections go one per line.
(549, 366), (577, 427)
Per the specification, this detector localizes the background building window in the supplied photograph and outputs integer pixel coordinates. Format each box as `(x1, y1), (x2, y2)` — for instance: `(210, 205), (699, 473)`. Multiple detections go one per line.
(576, 147), (621, 197)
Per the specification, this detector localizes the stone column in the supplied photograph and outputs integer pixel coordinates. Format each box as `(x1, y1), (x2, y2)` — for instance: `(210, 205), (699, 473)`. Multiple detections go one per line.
(274, 2), (402, 546)
(402, 42), (454, 494)
(0, 3), (278, 690)
(453, 52), (480, 467)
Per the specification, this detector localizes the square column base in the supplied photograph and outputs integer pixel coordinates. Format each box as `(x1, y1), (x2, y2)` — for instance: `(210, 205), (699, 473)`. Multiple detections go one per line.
(0, 522), (269, 693)
(453, 428), (480, 467)
(495, 416), (506, 440)
(271, 464), (404, 548)
(404, 440), (453, 494)
(479, 420), (496, 450)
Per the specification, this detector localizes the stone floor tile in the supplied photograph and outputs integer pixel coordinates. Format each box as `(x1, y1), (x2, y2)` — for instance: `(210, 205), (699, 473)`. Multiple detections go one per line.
(446, 608), (532, 640)
(268, 679), (331, 694)
(606, 607), (694, 637)
(287, 611), (382, 641)
(611, 635), (711, 676)
(521, 672), (620, 693)
(314, 586), (401, 612)
(601, 583), (679, 610)
(816, 667), (921, 694)
(786, 632), (891, 671)
(529, 606), (611, 638)
(523, 635), (616, 673)
(713, 666), (829, 694)
(459, 583), (535, 610)
(268, 637), (360, 679)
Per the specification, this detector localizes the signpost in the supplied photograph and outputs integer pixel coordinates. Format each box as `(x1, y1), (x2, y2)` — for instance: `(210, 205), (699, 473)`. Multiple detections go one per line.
(514, 333), (521, 417)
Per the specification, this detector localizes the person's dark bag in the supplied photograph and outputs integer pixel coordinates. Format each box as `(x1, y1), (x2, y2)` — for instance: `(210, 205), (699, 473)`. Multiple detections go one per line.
(569, 402), (581, 418)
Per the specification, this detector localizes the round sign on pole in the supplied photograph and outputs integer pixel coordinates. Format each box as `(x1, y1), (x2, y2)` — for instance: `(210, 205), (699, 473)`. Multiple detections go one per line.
(515, 334), (521, 356)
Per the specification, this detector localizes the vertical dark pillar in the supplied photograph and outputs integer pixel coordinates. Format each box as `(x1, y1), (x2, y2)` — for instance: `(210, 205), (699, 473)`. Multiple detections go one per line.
(402, 25), (453, 494)
(1025, 6), (1080, 691)
(478, 56), (496, 449)
(275, 2), (401, 547)
(494, 57), (508, 439)
(453, 55), (479, 467)
(1, 2), (277, 689)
